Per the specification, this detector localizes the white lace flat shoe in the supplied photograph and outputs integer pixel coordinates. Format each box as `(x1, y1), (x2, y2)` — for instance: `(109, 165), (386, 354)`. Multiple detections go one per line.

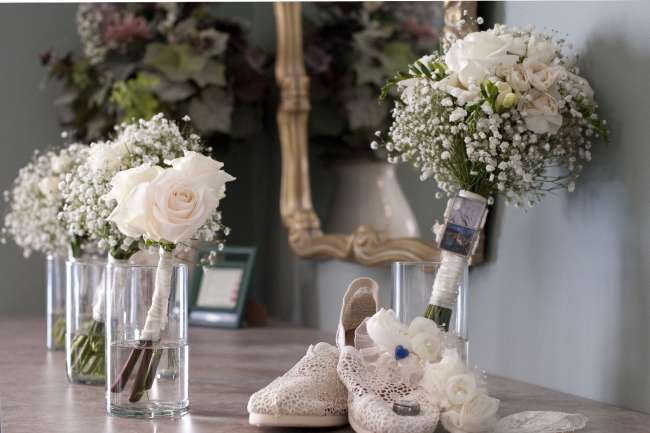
(338, 345), (440, 433)
(248, 277), (380, 427)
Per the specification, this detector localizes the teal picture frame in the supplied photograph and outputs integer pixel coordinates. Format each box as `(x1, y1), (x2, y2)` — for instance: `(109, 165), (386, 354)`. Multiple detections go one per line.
(189, 245), (256, 329)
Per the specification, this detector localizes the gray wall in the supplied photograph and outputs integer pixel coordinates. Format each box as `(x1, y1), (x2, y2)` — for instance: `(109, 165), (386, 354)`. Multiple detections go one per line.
(0, 4), (79, 314)
(308, 0), (650, 414)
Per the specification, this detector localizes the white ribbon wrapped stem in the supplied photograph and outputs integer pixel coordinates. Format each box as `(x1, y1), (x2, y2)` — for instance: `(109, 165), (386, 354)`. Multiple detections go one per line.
(141, 247), (173, 341)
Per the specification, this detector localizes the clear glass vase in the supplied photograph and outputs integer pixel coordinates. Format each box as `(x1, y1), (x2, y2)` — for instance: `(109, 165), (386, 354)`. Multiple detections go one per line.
(105, 259), (189, 418)
(392, 261), (469, 362)
(46, 254), (66, 351)
(66, 257), (106, 384)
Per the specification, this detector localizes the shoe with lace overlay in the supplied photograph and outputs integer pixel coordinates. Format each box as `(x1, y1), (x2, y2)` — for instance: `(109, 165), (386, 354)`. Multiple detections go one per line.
(337, 345), (440, 433)
(247, 277), (380, 427)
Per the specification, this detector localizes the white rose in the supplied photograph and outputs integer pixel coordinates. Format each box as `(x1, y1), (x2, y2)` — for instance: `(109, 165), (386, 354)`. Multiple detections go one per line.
(446, 373), (478, 406)
(445, 31), (520, 88)
(50, 154), (71, 174)
(522, 90), (563, 134)
(527, 34), (557, 64)
(568, 72), (595, 102)
(421, 348), (466, 405)
(38, 176), (61, 200)
(435, 73), (481, 106)
(105, 164), (163, 238)
(523, 59), (564, 92)
(168, 151), (234, 203)
(88, 140), (128, 173)
(108, 153), (234, 244)
(507, 64), (530, 92)
(366, 308), (411, 353)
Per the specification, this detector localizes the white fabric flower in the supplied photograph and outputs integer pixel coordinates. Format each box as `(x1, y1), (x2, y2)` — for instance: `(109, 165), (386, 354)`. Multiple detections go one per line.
(366, 308), (411, 353)
(441, 393), (500, 433)
(421, 348), (467, 405)
(523, 59), (564, 92)
(522, 90), (563, 134)
(411, 332), (442, 362)
(445, 31), (519, 87)
(526, 34), (556, 64)
(408, 316), (439, 337)
(447, 373), (478, 406)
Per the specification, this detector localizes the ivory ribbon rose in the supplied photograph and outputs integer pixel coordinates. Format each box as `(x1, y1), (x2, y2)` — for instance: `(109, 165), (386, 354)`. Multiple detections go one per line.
(521, 90), (563, 135)
(106, 151), (234, 244)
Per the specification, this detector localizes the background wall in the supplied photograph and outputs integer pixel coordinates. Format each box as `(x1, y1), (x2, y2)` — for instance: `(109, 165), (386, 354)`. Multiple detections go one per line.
(0, 4), (79, 314)
(310, 0), (650, 414)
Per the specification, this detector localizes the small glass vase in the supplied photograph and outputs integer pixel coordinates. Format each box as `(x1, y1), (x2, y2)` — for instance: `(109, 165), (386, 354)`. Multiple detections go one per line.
(46, 254), (66, 351)
(105, 259), (189, 418)
(66, 257), (106, 385)
(392, 261), (469, 362)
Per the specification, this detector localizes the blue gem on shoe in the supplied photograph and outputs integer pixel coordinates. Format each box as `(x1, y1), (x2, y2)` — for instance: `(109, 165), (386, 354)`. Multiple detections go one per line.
(394, 345), (409, 360)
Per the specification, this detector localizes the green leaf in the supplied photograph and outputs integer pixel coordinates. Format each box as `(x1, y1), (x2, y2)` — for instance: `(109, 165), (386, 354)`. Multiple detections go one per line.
(193, 60), (226, 88)
(188, 86), (232, 134)
(143, 43), (207, 82)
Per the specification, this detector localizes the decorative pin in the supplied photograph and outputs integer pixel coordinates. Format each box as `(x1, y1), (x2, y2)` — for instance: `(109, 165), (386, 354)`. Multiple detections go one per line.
(394, 345), (410, 360)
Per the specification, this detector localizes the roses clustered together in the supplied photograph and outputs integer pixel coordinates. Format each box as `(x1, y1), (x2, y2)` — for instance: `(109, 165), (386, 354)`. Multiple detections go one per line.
(367, 309), (499, 433)
(379, 25), (607, 207)
(59, 113), (231, 258)
(2, 143), (88, 257)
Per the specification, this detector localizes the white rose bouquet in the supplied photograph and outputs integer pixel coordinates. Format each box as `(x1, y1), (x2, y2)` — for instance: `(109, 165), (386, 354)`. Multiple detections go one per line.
(375, 23), (608, 330)
(105, 143), (234, 402)
(60, 113), (214, 381)
(2, 143), (88, 258)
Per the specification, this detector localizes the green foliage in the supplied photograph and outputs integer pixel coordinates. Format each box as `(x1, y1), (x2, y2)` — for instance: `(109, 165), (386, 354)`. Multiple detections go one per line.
(111, 73), (161, 123)
(380, 56), (447, 100)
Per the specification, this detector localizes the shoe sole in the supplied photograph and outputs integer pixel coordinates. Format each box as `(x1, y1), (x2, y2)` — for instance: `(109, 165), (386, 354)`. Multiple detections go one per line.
(249, 413), (348, 427)
(349, 415), (374, 433)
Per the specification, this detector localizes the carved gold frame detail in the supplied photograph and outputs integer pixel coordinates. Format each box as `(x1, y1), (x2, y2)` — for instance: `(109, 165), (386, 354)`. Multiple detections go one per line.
(274, 1), (481, 266)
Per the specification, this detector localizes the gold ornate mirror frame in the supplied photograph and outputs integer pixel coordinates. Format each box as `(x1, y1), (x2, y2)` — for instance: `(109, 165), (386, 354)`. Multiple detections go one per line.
(274, 1), (480, 266)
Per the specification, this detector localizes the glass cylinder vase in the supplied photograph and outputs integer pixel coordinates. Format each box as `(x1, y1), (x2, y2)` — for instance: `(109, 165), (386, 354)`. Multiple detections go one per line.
(46, 254), (66, 351)
(66, 257), (106, 384)
(105, 259), (189, 418)
(392, 261), (469, 362)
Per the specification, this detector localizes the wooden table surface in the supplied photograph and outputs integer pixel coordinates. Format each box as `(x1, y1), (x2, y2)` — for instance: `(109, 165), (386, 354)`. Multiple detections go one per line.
(0, 317), (648, 433)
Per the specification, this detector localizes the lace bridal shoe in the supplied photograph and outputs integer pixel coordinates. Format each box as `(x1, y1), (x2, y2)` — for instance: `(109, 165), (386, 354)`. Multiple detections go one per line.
(247, 277), (380, 427)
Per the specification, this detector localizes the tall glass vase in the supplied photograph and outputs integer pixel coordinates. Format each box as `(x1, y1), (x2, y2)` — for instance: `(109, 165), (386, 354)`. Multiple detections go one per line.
(46, 254), (66, 351)
(66, 257), (106, 384)
(392, 261), (469, 362)
(106, 259), (189, 418)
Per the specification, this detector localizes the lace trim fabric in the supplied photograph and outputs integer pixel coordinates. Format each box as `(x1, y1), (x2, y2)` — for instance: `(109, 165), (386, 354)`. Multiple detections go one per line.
(495, 411), (588, 433)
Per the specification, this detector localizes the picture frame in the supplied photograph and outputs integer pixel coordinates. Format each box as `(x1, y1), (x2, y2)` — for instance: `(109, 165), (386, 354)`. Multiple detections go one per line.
(188, 245), (256, 329)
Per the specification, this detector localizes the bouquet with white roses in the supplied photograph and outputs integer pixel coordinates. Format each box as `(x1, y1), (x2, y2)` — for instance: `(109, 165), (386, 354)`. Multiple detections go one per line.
(105, 142), (234, 402)
(60, 113), (214, 381)
(375, 23), (608, 330)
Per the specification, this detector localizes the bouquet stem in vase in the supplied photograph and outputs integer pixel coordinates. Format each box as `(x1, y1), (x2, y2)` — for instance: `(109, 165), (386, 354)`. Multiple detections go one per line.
(46, 254), (66, 351)
(65, 256), (106, 384)
(106, 247), (189, 418)
(424, 191), (487, 332)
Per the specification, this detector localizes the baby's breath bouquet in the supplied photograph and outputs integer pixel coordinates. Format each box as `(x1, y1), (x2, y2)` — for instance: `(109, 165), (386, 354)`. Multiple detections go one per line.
(2, 143), (88, 350)
(59, 113), (215, 379)
(376, 23), (608, 330)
